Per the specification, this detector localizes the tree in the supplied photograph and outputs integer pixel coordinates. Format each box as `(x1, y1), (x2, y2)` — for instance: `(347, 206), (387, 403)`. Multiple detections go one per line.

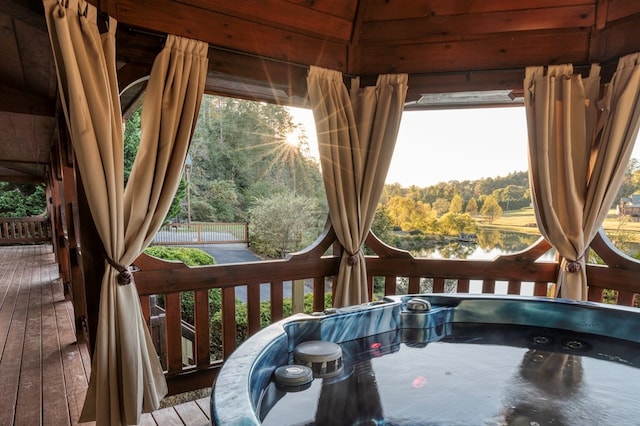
(493, 184), (529, 211)
(480, 195), (503, 224)
(123, 108), (141, 185)
(386, 195), (416, 230)
(165, 179), (188, 222)
(0, 183), (46, 217)
(465, 197), (479, 216)
(412, 202), (438, 234)
(616, 158), (640, 205)
(449, 194), (463, 214)
(381, 183), (405, 204)
(436, 212), (477, 235)
(369, 205), (397, 247)
(249, 193), (324, 258)
(432, 198), (450, 217)
(192, 179), (241, 222)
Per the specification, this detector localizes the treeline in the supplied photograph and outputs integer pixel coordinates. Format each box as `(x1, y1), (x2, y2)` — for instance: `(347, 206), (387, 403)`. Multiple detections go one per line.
(374, 171), (531, 238)
(374, 157), (640, 239)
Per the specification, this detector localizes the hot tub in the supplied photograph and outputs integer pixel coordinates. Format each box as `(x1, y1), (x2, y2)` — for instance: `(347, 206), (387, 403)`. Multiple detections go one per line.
(211, 295), (640, 425)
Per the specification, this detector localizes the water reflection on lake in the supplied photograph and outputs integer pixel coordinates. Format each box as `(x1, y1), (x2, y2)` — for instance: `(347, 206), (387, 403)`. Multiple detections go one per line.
(410, 229), (554, 261)
(395, 228), (639, 297)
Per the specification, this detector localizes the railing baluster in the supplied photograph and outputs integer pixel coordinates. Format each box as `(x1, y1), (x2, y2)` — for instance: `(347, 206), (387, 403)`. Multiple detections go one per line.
(140, 295), (151, 330)
(408, 276), (420, 294)
(457, 279), (470, 293)
(313, 277), (325, 312)
(533, 281), (548, 297)
(165, 292), (183, 373)
(221, 287), (236, 359)
(270, 281), (284, 321)
(433, 278), (445, 293)
(482, 279), (496, 294)
(247, 284), (261, 335)
(617, 290), (635, 306)
(588, 286), (604, 303)
(384, 276), (396, 295)
(507, 280), (520, 295)
(194, 290), (210, 367)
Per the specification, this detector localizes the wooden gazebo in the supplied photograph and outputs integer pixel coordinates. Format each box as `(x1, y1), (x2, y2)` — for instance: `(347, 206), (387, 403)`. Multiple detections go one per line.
(2, 1), (640, 424)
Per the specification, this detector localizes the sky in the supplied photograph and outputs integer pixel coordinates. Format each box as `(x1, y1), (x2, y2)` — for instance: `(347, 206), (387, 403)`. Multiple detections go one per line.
(287, 106), (640, 188)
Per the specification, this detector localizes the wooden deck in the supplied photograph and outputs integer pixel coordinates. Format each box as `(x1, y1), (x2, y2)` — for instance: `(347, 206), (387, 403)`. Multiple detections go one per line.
(0, 244), (211, 425)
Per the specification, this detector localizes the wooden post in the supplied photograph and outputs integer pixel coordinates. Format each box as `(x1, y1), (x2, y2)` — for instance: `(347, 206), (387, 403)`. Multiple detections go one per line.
(59, 121), (91, 345)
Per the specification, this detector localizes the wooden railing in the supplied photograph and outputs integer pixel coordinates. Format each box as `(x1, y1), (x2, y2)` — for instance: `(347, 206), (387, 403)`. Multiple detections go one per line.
(0, 216), (51, 245)
(152, 222), (249, 245)
(133, 225), (640, 396)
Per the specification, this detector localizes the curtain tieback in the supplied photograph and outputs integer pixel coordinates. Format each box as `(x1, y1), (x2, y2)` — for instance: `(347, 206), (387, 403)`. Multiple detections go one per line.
(106, 257), (133, 285)
(565, 253), (586, 273)
(346, 249), (361, 266)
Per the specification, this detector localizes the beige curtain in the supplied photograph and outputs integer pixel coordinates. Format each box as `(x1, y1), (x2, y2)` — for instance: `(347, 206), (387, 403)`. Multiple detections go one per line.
(307, 66), (407, 307)
(43, 0), (208, 424)
(525, 53), (640, 300)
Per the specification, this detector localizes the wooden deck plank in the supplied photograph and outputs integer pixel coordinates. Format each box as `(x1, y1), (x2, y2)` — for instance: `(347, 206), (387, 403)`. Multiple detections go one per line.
(195, 397), (210, 417)
(53, 267), (92, 425)
(150, 406), (186, 424)
(173, 400), (210, 425)
(15, 246), (44, 425)
(1, 244), (208, 426)
(0, 247), (23, 361)
(139, 412), (159, 425)
(42, 248), (73, 426)
(0, 246), (29, 425)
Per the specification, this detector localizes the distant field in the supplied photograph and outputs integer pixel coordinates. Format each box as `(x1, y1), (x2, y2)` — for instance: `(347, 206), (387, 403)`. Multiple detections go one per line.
(481, 207), (640, 242)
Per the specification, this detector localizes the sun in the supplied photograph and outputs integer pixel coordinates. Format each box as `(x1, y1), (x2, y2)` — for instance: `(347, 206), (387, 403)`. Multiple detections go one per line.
(285, 129), (300, 147)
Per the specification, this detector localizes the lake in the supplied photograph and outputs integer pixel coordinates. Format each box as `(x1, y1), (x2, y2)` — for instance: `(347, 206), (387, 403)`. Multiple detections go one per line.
(408, 229), (550, 260)
(407, 228), (640, 261)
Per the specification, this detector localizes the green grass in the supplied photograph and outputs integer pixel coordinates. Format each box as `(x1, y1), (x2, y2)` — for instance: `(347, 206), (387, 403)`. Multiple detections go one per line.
(483, 207), (640, 242)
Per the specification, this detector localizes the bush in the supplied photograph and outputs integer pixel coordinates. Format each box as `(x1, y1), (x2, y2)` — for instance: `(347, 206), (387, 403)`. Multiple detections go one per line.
(248, 193), (323, 258)
(144, 245), (215, 266)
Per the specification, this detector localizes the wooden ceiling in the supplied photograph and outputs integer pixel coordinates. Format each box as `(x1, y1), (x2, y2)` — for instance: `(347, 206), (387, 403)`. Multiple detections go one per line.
(3, 0), (640, 183)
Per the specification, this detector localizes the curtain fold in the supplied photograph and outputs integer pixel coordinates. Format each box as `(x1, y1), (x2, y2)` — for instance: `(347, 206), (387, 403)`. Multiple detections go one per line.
(525, 53), (640, 300)
(43, 1), (208, 424)
(307, 66), (407, 307)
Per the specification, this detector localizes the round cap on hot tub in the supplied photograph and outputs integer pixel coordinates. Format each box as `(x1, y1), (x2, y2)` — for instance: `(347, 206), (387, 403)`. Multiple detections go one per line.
(274, 364), (314, 387)
(294, 340), (343, 378)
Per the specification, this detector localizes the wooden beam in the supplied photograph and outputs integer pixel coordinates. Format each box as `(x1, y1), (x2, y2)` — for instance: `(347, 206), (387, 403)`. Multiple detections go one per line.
(588, 12), (640, 63)
(179, 0), (356, 43)
(594, 0), (609, 30)
(113, 0), (348, 72)
(0, 86), (55, 116)
(361, 0), (595, 21)
(354, 29), (590, 75)
(404, 69), (525, 102)
(359, 5), (595, 45)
